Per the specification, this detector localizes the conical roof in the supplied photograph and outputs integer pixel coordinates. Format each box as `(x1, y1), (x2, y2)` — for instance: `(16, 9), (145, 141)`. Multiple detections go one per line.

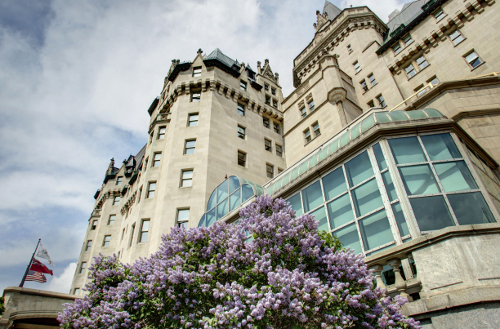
(323, 1), (342, 20)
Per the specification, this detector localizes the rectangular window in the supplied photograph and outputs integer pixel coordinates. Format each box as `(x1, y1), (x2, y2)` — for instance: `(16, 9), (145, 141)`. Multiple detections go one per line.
(276, 144), (283, 157)
(368, 74), (377, 86)
(403, 34), (413, 46)
(265, 139), (272, 152)
(308, 99), (315, 112)
(377, 94), (386, 107)
(278, 168), (284, 174)
(191, 91), (201, 102)
(74, 288), (80, 295)
(237, 125), (246, 139)
(184, 140), (196, 154)
(264, 84), (269, 91)
(405, 63), (416, 78)
(128, 224), (135, 247)
(139, 220), (149, 242)
(143, 158), (148, 171)
(266, 164), (274, 178)
(91, 220), (97, 230)
(147, 182), (156, 198)
(271, 87), (276, 95)
(174, 209), (189, 228)
(108, 215), (115, 225)
(240, 80), (247, 91)
(263, 117), (270, 128)
(273, 122), (280, 134)
(347, 44), (352, 53)
(121, 228), (125, 241)
(153, 152), (161, 166)
(238, 151), (246, 167)
(428, 76), (439, 86)
(138, 186), (142, 203)
(85, 240), (92, 251)
(181, 170), (193, 187)
(192, 66), (202, 77)
(158, 126), (166, 139)
(450, 30), (464, 45)
(304, 129), (311, 143)
(300, 106), (307, 118)
(113, 196), (120, 205)
(237, 103), (245, 116)
(116, 176), (123, 185)
(415, 84), (427, 96)
(416, 55), (428, 70)
(367, 100), (375, 108)
(265, 95), (271, 105)
(188, 113), (198, 126)
(464, 51), (483, 69)
(273, 99), (278, 108)
(313, 122), (321, 137)
(360, 80), (368, 92)
(103, 235), (111, 247)
(79, 262), (86, 274)
(353, 61), (361, 73)
(392, 42), (401, 55)
(433, 8), (446, 21)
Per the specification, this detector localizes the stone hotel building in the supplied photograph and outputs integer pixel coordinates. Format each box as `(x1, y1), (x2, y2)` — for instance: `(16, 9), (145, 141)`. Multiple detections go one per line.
(3, 0), (500, 328)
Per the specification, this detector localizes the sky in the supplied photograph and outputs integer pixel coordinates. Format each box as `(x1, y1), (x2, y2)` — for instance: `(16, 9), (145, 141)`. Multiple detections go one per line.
(0, 0), (411, 294)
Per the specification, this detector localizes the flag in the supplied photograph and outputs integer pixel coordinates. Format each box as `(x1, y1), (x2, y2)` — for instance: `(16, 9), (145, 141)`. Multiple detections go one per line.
(25, 270), (47, 283)
(36, 242), (54, 266)
(30, 258), (53, 275)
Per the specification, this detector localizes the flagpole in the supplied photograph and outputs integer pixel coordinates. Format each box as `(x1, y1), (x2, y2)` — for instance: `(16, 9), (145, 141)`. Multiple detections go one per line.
(19, 239), (41, 288)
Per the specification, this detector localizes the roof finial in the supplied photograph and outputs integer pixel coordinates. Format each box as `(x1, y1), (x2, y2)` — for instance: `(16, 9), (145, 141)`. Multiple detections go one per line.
(197, 48), (203, 55)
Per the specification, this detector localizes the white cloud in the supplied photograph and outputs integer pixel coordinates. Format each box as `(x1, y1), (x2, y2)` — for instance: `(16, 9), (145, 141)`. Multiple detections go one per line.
(46, 262), (77, 294)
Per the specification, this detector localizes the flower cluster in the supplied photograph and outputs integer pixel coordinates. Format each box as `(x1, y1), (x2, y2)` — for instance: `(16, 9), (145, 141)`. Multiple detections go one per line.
(59, 195), (420, 329)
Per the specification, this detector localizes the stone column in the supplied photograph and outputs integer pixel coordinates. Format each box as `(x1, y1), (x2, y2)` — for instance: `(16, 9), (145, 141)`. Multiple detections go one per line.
(387, 258), (411, 301)
(329, 88), (348, 127)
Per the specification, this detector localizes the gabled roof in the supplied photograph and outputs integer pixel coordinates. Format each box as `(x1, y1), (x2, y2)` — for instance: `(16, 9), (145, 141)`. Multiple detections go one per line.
(323, 1), (342, 20)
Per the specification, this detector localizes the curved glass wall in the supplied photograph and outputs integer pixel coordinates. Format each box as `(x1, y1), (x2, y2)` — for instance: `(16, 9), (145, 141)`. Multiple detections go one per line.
(285, 132), (497, 255)
(266, 109), (445, 195)
(198, 176), (263, 227)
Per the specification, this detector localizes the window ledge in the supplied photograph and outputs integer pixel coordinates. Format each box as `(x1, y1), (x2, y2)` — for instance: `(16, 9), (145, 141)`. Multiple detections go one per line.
(453, 37), (467, 47)
(436, 14), (447, 23)
(407, 64), (430, 81)
(355, 69), (362, 75)
(371, 82), (378, 88)
(179, 186), (193, 189)
(471, 61), (486, 71)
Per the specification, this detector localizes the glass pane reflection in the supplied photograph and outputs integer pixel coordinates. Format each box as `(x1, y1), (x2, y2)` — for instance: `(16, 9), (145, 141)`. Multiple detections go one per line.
(421, 134), (461, 161)
(327, 193), (354, 229)
(302, 181), (324, 213)
(434, 161), (477, 192)
(345, 151), (374, 187)
(229, 190), (241, 212)
(322, 167), (347, 201)
(217, 180), (229, 202)
(392, 202), (409, 237)
(229, 176), (240, 194)
(217, 199), (228, 219)
(373, 143), (387, 170)
(359, 210), (393, 251)
(287, 193), (303, 216)
(333, 224), (362, 254)
(399, 165), (440, 195)
(242, 184), (254, 203)
(448, 192), (495, 225)
(352, 178), (383, 217)
(311, 206), (329, 232)
(382, 171), (397, 201)
(410, 196), (454, 231)
(389, 137), (426, 164)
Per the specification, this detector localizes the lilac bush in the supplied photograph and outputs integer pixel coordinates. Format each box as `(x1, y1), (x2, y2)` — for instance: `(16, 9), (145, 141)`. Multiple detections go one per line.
(59, 195), (420, 328)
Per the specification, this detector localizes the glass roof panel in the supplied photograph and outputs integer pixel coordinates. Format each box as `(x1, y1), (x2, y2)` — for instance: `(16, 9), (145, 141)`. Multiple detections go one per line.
(361, 114), (376, 133)
(423, 108), (443, 118)
(350, 122), (361, 140)
(375, 112), (391, 123)
(339, 131), (351, 148)
(406, 109), (428, 120)
(229, 176), (240, 194)
(388, 110), (409, 122)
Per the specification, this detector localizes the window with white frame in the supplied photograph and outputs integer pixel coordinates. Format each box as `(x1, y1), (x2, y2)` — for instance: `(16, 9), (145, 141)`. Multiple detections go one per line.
(353, 61), (361, 73)
(147, 182), (156, 198)
(285, 133), (497, 256)
(416, 55), (428, 70)
(192, 66), (202, 77)
(304, 128), (311, 143)
(360, 80), (368, 92)
(181, 170), (193, 187)
(237, 103), (245, 116)
(108, 215), (115, 225)
(266, 164), (274, 178)
(158, 126), (166, 139)
(188, 113), (198, 126)
(128, 224), (135, 247)
(184, 140), (196, 155)
(428, 76), (439, 86)
(74, 288), (80, 295)
(113, 196), (120, 205)
(238, 125), (245, 139)
(300, 106), (307, 118)
(415, 84), (426, 97)
(308, 99), (315, 112)
(313, 122), (321, 137)
(103, 235), (111, 247)
(464, 50), (483, 69)
(265, 139), (272, 152)
(153, 152), (161, 166)
(433, 8), (446, 21)
(116, 176), (123, 185)
(392, 42), (402, 55)
(449, 30), (464, 45)
(405, 63), (416, 78)
(139, 220), (149, 242)
(240, 80), (247, 91)
(377, 94), (386, 107)
(191, 91), (201, 102)
(85, 240), (92, 251)
(347, 44), (353, 53)
(402, 34), (413, 46)
(368, 74), (377, 86)
(177, 209), (189, 228)
(79, 262), (86, 274)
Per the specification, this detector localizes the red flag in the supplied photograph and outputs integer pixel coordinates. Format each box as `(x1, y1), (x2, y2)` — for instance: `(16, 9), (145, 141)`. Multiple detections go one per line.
(30, 258), (53, 275)
(25, 270), (47, 283)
